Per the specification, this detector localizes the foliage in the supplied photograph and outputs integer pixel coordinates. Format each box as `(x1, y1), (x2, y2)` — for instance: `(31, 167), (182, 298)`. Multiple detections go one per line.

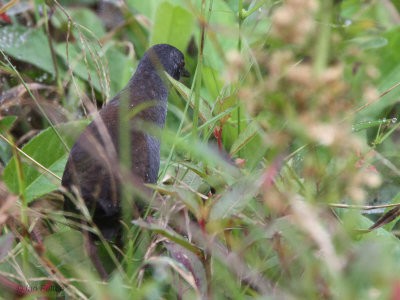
(1, 0), (400, 299)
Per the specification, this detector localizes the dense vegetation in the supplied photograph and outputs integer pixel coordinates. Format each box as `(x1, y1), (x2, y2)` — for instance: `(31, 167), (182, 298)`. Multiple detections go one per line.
(1, 0), (400, 298)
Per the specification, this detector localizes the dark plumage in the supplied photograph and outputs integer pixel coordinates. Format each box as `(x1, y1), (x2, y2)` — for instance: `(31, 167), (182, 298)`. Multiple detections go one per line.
(61, 44), (187, 241)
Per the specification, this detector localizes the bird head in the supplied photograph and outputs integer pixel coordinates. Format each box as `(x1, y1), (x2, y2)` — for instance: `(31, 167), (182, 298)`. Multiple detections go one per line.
(142, 44), (189, 81)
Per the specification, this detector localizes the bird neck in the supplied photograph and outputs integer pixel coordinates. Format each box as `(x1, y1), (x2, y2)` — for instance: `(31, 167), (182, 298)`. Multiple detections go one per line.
(130, 62), (170, 102)
(125, 68), (169, 127)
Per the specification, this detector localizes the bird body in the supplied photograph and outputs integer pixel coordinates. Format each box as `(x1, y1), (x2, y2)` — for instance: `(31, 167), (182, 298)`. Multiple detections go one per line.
(62, 44), (186, 240)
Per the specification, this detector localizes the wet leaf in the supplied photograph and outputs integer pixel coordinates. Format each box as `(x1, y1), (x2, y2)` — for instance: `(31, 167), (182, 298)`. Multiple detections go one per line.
(0, 25), (55, 74)
(352, 118), (397, 132)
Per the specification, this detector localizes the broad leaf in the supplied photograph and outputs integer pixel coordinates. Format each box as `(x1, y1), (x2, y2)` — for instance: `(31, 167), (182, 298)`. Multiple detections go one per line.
(151, 2), (194, 52)
(69, 8), (106, 40)
(356, 26), (400, 120)
(43, 230), (94, 277)
(0, 25), (55, 74)
(0, 116), (17, 134)
(0, 116), (17, 165)
(2, 120), (90, 203)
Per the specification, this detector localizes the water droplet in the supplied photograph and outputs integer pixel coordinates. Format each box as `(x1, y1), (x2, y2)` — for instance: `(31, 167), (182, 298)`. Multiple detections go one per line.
(344, 19), (352, 26)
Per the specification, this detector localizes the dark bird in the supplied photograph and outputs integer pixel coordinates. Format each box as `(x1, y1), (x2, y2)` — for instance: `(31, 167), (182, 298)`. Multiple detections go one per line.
(61, 44), (188, 279)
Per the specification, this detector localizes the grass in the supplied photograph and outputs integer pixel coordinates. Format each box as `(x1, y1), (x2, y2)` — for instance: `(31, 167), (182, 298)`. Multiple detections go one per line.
(1, 0), (400, 299)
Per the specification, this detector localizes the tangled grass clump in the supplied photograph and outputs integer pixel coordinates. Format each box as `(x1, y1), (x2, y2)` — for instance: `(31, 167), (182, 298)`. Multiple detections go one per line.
(1, 0), (400, 299)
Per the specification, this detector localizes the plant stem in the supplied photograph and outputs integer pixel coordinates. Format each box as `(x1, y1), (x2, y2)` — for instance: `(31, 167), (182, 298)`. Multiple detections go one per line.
(314, 0), (333, 75)
(9, 134), (29, 273)
(237, 0), (244, 155)
(192, 0), (206, 139)
(238, 0), (243, 50)
(41, 0), (62, 94)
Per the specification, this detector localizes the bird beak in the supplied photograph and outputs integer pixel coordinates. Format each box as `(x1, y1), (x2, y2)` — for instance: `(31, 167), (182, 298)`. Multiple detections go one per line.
(182, 67), (190, 77)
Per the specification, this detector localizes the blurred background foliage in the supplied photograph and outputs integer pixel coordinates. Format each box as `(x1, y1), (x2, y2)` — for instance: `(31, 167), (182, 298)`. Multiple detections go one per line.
(1, 0), (400, 299)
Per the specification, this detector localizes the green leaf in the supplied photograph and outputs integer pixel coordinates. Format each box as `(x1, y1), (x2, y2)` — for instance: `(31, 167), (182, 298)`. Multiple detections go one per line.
(127, 0), (187, 18)
(147, 183), (200, 217)
(166, 73), (213, 122)
(349, 36), (388, 50)
(0, 116), (18, 134)
(341, 210), (400, 252)
(108, 48), (135, 94)
(202, 66), (223, 103)
(201, 0), (237, 72)
(0, 139), (12, 165)
(151, 2), (195, 52)
(56, 43), (133, 97)
(44, 230), (86, 263)
(0, 116), (17, 134)
(208, 175), (259, 222)
(229, 121), (260, 156)
(126, 0), (160, 18)
(352, 118), (397, 132)
(69, 8), (106, 40)
(0, 116), (16, 164)
(356, 26), (400, 120)
(2, 120), (90, 203)
(44, 230), (95, 277)
(0, 25), (55, 74)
